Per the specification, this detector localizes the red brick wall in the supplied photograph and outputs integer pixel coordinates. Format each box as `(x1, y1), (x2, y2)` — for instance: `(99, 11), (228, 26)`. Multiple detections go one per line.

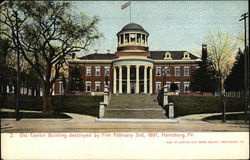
(153, 64), (198, 93)
(67, 65), (112, 95)
(117, 46), (149, 51)
(115, 52), (150, 57)
(65, 63), (198, 95)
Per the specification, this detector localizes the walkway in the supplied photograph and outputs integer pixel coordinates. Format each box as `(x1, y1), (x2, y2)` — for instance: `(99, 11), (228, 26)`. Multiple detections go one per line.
(1, 109), (248, 132)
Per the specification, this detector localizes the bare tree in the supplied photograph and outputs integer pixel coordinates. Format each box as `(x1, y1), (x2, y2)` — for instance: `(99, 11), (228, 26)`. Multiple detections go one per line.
(204, 31), (238, 122)
(0, 1), (102, 114)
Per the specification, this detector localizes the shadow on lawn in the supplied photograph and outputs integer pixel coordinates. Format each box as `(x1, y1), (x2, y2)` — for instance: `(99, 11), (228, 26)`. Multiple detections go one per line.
(0, 111), (71, 119)
(202, 113), (249, 124)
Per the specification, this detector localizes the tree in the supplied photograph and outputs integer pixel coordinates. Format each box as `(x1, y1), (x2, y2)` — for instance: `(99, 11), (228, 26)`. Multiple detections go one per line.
(225, 48), (245, 91)
(204, 31), (238, 122)
(0, 38), (12, 96)
(68, 65), (83, 93)
(190, 45), (217, 93)
(0, 1), (102, 113)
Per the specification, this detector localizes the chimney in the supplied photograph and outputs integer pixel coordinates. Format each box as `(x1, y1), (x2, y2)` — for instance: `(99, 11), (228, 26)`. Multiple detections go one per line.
(107, 49), (110, 54)
(94, 50), (98, 54)
(202, 44), (207, 61)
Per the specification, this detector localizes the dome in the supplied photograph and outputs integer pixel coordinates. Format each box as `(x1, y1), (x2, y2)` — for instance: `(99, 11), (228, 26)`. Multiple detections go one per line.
(117, 23), (149, 35)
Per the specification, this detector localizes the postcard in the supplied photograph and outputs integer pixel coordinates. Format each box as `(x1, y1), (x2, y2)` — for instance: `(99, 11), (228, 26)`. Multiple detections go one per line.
(1, 0), (249, 159)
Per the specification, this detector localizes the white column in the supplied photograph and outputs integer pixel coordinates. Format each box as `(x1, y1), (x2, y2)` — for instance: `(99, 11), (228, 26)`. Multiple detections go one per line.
(128, 33), (131, 44)
(113, 67), (117, 94)
(119, 65), (122, 94)
(136, 65), (140, 94)
(144, 66), (148, 94)
(127, 65), (131, 94)
(135, 33), (138, 45)
(123, 34), (125, 45)
(149, 66), (153, 94)
(141, 34), (143, 45)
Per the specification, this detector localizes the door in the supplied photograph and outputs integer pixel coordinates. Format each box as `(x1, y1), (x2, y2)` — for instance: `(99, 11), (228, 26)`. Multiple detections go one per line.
(131, 83), (135, 94)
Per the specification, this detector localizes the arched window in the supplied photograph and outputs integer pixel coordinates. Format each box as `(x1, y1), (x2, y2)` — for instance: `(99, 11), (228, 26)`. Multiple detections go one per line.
(182, 52), (191, 59)
(164, 52), (172, 59)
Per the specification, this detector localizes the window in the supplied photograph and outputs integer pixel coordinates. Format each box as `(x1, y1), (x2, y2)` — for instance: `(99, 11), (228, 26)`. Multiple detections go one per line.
(104, 67), (110, 76)
(184, 67), (190, 76)
(165, 67), (170, 76)
(130, 33), (136, 43)
(184, 82), (190, 93)
(164, 52), (172, 60)
(95, 81), (100, 91)
(125, 34), (129, 43)
(121, 35), (124, 44)
(137, 33), (141, 43)
(95, 67), (100, 76)
(174, 82), (180, 91)
(86, 66), (91, 76)
(156, 67), (161, 76)
(175, 67), (180, 76)
(86, 82), (91, 92)
(182, 52), (190, 59)
(156, 82), (161, 93)
(142, 34), (145, 43)
(59, 81), (64, 94)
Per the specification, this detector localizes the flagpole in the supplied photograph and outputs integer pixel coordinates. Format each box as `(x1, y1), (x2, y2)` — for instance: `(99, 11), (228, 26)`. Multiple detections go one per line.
(130, 1), (131, 23)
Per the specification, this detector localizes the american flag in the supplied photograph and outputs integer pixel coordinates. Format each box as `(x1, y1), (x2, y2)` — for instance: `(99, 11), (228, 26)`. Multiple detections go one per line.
(121, 1), (131, 9)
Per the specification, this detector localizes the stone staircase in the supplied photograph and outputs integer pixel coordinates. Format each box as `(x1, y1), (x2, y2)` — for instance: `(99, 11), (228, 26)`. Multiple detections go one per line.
(104, 94), (167, 119)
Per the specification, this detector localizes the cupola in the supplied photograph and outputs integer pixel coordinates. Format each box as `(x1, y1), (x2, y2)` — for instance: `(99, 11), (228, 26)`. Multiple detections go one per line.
(117, 23), (149, 52)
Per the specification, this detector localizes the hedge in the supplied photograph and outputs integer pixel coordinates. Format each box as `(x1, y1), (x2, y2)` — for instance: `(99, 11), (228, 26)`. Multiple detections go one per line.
(1, 94), (245, 118)
(1, 95), (103, 117)
(168, 96), (245, 117)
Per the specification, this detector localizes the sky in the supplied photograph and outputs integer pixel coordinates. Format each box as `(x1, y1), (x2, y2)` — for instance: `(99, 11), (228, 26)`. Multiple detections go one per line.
(72, 1), (248, 56)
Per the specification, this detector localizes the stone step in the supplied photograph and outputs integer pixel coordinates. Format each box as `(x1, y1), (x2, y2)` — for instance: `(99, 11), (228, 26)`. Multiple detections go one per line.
(105, 94), (166, 119)
(108, 94), (161, 109)
(104, 109), (167, 119)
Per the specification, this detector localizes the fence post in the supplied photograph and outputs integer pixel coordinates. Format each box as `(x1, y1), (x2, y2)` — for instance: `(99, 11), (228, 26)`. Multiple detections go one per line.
(99, 102), (106, 118)
(163, 85), (168, 107)
(104, 85), (109, 105)
(168, 103), (174, 119)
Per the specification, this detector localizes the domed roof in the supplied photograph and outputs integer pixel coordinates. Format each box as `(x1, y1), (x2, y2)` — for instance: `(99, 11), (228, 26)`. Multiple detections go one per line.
(117, 23), (149, 35)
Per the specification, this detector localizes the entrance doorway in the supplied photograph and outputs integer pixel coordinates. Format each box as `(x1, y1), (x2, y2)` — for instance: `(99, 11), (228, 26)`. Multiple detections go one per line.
(131, 82), (135, 94)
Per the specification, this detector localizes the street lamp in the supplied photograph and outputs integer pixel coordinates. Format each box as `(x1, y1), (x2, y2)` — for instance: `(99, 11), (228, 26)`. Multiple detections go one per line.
(162, 68), (166, 88)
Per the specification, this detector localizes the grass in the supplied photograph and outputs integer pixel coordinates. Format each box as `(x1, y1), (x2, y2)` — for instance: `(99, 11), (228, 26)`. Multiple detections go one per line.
(0, 111), (71, 119)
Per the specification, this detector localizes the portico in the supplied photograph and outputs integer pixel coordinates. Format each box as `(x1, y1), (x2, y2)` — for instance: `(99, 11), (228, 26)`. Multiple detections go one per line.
(113, 60), (153, 94)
